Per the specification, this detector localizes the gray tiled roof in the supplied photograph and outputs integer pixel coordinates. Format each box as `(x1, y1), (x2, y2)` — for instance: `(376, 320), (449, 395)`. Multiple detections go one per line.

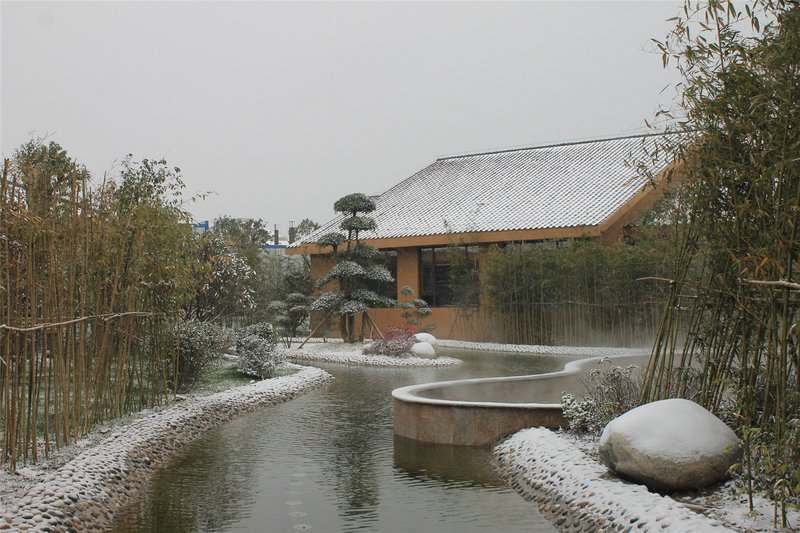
(295, 133), (680, 245)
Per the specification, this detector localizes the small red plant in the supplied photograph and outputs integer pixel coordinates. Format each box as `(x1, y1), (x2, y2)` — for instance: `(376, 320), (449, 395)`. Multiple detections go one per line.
(368, 326), (416, 356)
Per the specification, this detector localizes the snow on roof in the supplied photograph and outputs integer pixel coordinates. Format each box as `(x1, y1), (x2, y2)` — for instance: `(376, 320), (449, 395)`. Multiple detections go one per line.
(292, 133), (681, 247)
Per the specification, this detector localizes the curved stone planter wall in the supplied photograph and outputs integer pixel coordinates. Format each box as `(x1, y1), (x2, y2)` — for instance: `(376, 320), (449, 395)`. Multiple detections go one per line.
(392, 352), (649, 446)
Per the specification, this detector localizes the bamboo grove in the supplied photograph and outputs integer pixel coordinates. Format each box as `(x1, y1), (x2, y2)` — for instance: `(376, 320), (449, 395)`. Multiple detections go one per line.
(640, 1), (800, 514)
(485, 236), (674, 347)
(0, 141), (196, 470)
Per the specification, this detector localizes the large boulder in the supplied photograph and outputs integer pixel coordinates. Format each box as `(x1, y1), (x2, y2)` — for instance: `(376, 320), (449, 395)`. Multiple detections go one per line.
(598, 398), (740, 491)
(410, 341), (436, 358)
(414, 332), (438, 346)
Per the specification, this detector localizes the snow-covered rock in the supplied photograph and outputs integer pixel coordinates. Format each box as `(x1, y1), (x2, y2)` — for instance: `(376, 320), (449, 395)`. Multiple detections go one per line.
(496, 428), (735, 532)
(598, 398), (741, 491)
(410, 341), (436, 358)
(414, 332), (438, 346)
(361, 341), (379, 355)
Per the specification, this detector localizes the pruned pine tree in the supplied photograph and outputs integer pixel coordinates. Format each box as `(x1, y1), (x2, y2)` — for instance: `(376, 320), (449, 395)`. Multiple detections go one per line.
(271, 292), (311, 347)
(310, 193), (395, 342)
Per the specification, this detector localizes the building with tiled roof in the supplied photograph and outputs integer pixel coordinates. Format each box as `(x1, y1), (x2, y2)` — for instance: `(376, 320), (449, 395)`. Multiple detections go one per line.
(288, 132), (680, 341)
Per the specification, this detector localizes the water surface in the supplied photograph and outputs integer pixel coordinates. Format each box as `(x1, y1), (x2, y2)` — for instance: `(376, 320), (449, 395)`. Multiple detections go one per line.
(112, 349), (573, 532)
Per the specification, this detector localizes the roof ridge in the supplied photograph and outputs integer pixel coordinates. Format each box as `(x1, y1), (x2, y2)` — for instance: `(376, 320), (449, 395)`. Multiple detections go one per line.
(435, 131), (679, 161)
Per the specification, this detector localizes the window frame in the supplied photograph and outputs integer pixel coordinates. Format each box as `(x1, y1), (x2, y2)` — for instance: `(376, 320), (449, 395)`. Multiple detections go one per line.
(419, 245), (480, 307)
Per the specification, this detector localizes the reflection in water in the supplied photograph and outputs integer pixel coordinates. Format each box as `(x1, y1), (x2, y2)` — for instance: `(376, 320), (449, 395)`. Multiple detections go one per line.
(325, 370), (388, 524)
(112, 419), (261, 533)
(112, 350), (570, 532)
(393, 435), (502, 487)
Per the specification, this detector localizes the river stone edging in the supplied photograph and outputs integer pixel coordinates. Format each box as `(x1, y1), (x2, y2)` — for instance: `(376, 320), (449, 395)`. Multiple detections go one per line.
(495, 428), (734, 532)
(284, 347), (462, 367)
(438, 340), (646, 357)
(3, 363), (333, 532)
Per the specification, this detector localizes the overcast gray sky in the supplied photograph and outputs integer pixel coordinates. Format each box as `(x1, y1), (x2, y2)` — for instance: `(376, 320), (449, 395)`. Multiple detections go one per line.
(2, 1), (682, 232)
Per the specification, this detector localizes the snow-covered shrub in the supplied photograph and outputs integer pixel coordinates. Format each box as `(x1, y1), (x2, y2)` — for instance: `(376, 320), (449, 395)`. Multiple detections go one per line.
(170, 319), (224, 391)
(561, 393), (606, 435)
(562, 358), (641, 436)
(583, 359), (640, 415)
(237, 322), (277, 343)
(235, 322), (282, 379)
(364, 326), (416, 357)
(271, 293), (311, 347)
(310, 193), (395, 343)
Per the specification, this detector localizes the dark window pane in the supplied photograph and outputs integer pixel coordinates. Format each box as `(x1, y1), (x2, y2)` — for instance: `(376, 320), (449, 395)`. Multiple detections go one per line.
(420, 248), (435, 304)
(434, 264), (451, 306)
(418, 245), (481, 307)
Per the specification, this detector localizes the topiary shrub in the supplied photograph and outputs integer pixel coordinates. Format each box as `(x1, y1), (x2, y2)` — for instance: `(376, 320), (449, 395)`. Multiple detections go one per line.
(237, 322), (277, 342)
(270, 293), (311, 348)
(236, 322), (283, 379)
(170, 319), (224, 392)
(397, 285), (434, 332)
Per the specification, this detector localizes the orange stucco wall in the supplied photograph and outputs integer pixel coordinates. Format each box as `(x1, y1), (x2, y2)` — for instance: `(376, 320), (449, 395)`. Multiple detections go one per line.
(364, 306), (491, 342)
(308, 248), (494, 341)
(308, 306), (491, 342)
(395, 248), (419, 302)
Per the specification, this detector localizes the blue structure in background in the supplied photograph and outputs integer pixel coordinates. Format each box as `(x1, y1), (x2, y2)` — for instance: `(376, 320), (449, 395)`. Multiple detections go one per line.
(189, 221), (209, 235)
(260, 243), (288, 255)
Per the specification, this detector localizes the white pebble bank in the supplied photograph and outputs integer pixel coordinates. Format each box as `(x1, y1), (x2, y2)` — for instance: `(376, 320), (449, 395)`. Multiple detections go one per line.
(495, 428), (734, 532)
(3, 363), (333, 532)
(282, 342), (462, 367)
(439, 339), (647, 357)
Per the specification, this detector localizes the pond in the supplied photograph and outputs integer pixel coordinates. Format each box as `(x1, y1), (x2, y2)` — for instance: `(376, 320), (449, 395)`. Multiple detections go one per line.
(111, 348), (577, 532)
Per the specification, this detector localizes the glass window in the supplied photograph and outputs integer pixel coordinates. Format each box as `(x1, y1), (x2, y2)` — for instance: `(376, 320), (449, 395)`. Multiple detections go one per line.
(420, 248), (436, 304)
(419, 245), (480, 306)
(382, 249), (397, 300)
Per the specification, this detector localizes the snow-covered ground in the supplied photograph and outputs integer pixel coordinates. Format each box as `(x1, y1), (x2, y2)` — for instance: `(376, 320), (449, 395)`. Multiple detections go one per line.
(496, 425), (800, 532)
(438, 339), (648, 357)
(496, 427), (733, 532)
(281, 337), (646, 366)
(281, 338), (463, 366)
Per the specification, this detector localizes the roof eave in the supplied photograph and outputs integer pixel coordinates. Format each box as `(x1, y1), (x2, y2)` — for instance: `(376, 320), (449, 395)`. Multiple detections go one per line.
(290, 225), (603, 254)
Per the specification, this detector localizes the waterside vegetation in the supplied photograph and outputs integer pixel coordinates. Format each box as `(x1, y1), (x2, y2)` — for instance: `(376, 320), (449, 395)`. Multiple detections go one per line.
(0, 141), (305, 471)
(557, 1), (800, 521)
(641, 0), (800, 519)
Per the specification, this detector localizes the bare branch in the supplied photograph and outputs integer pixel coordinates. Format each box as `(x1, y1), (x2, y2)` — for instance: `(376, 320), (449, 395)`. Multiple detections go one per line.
(741, 279), (800, 291)
(0, 312), (158, 333)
